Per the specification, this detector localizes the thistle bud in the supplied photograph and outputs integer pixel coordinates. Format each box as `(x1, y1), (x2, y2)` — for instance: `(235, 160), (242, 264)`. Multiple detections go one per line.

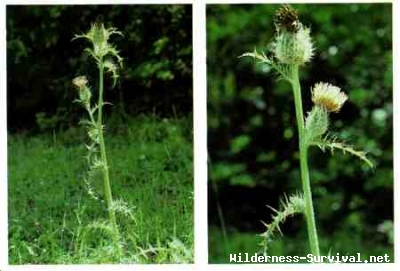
(90, 22), (109, 57)
(305, 106), (329, 141)
(311, 82), (348, 113)
(272, 5), (314, 65)
(72, 22), (122, 60)
(272, 26), (314, 65)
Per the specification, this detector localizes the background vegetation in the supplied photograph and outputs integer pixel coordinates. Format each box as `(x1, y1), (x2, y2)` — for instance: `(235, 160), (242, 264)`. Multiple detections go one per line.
(207, 4), (393, 263)
(7, 5), (193, 263)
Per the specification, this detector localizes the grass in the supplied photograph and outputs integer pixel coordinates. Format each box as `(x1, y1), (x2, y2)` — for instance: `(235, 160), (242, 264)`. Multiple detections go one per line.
(8, 114), (193, 264)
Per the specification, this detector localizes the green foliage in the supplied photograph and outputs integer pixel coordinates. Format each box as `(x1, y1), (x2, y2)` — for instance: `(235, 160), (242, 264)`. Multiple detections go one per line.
(8, 116), (193, 264)
(230, 135), (251, 154)
(208, 3), (392, 261)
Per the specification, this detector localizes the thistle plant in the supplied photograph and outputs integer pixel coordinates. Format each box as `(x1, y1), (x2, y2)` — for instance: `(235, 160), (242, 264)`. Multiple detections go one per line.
(72, 22), (123, 256)
(241, 5), (373, 257)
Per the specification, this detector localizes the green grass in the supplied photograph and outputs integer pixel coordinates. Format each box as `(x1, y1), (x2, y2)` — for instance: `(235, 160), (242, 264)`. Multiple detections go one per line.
(8, 115), (193, 264)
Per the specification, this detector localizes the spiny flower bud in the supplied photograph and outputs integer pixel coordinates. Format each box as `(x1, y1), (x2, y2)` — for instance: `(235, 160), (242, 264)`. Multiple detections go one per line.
(90, 22), (111, 57)
(311, 82), (348, 113)
(305, 106), (328, 140)
(73, 22), (122, 59)
(272, 26), (314, 65)
(271, 5), (313, 65)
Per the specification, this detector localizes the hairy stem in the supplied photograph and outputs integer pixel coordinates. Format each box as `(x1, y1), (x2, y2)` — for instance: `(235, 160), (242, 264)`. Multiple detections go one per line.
(97, 59), (121, 255)
(291, 65), (320, 257)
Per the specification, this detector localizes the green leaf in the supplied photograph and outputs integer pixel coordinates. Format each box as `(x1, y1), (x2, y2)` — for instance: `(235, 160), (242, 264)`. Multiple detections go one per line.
(230, 135), (251, 154)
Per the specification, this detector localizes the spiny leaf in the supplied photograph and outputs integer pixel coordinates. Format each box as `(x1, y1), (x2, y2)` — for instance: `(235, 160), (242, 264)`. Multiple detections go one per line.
(260, 192), (306, 255)
(273, 62), (293, 82)
(85, 220), (115, 237)
(239, 48), (271, 63)
(84, 177), (99, 200)
(240, 48), (294, 83)
(310, 135), (374, 168)
(110, 199), (137, 223)
(104, 58), (120, 87)
(84, 48), (99, 63)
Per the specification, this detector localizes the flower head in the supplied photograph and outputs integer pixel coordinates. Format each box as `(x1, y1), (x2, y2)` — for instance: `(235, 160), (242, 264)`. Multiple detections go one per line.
(72, 76), (91, 107)
(274, 4), (300, 33)
(311, 82), (348, 113)
(72, 76), (88, 91)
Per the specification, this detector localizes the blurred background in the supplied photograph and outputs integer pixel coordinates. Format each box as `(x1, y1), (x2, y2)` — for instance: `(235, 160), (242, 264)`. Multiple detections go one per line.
(207, 4), (393, 263)
(7, 5), (193, 263)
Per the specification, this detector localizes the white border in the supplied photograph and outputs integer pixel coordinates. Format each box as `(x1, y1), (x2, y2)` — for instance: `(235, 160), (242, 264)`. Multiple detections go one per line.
(1, 0), (398, 271)
(193, 0), (208, 268)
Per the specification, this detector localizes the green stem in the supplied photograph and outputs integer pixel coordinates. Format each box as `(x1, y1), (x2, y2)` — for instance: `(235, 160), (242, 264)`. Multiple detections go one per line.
(97, 59), (121, 255)
(291, 65), (320, 257)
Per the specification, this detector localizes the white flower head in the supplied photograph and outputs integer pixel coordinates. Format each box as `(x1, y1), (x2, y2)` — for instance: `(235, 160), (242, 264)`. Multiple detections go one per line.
(72, 76), (88, 90)
(311, 82), (348, 113)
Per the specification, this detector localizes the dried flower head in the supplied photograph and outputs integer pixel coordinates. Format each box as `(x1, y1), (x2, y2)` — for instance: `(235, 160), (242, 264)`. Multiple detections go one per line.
(72, 76), (88, 90)
(311, 82), (348, 113)
(274, 4), (300, 33)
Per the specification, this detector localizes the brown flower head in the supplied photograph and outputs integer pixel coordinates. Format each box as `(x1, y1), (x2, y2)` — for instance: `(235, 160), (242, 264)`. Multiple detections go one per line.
(274, 5), (300, 33)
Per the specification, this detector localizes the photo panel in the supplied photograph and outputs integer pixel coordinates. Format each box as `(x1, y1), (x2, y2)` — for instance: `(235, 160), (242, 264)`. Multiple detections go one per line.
(7, 4), (193, 264)
(207, 3), (393, 264)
